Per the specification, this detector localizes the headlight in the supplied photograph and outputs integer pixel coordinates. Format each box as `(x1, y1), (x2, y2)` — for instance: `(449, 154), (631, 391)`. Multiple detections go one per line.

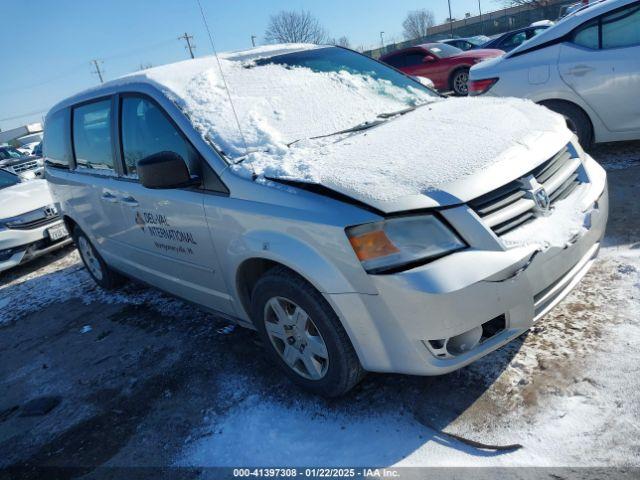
(346, 215), (466, 274)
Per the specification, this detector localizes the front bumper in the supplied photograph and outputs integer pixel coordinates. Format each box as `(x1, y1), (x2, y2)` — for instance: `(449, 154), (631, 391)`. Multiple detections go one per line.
(0, 219), (71, 273)
(327, 157), (608, 375)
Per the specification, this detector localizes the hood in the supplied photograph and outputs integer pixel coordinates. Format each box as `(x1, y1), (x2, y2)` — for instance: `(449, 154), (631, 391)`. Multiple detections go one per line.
(239, 97), (571, 214)
(455, 48), (504, 59)
(0, 179), (54, 218)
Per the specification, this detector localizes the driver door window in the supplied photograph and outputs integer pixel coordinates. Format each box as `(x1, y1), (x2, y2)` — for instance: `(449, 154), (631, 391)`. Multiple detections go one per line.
(120, 96), (200, 177)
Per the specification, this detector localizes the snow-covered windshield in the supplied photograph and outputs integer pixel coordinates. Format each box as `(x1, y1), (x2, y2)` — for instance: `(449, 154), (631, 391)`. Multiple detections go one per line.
(141, 46), (437, 161)
(253, 47), (435, 97)
(426, 44), (462, 58)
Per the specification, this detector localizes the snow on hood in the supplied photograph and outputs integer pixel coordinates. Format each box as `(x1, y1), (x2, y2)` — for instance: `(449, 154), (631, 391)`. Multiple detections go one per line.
(233, 97), (568, 205)
(107, 44), (568, 209)
(0, 179), (53, 218)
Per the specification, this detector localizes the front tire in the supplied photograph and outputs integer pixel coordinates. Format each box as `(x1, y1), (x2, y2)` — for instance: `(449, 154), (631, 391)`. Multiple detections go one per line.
(451, 68), (470, 96)
(251, 267), (364, 397)
(73, 226), (123, 290)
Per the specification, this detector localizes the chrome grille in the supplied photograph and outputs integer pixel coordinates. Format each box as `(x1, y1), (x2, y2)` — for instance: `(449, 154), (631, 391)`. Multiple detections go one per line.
(469, 145), (584, 236)
(12, 160), (39, 173)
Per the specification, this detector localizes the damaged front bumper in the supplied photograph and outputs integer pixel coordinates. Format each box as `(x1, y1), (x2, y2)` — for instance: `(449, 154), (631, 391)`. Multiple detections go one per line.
(325, 157), (608, 375)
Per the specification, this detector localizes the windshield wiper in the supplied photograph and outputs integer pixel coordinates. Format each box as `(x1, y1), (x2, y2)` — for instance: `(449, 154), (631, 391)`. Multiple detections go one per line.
(287, 104), (420, 147)
(376, 106), (416, 119)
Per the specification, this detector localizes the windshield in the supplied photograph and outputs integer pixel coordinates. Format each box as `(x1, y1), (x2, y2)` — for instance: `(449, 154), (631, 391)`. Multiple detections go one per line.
(469, 35), (490, 46)
(0, 147), (26, 160)
(426, 43), (463, 58)
(0, 169), (20, 189)
(255, 47), (437, 98)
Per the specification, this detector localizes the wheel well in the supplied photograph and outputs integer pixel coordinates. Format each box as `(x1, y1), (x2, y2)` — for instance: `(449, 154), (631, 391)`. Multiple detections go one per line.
(236, 258), (288, 320)
(538, 99), (594, 142)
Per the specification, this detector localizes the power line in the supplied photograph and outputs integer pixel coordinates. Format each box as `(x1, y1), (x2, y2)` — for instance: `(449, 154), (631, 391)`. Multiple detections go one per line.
(0, 108), (49, 123)
(178, 32), (196, 59)
(91, 59), (104, 83)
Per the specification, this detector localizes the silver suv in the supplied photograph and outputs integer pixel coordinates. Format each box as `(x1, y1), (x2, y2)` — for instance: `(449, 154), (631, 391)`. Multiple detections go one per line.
(45, 45), (608, 396)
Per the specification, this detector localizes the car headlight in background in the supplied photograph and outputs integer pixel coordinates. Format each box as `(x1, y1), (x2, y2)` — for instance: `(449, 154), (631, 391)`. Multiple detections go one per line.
(346, 215), (466, 274)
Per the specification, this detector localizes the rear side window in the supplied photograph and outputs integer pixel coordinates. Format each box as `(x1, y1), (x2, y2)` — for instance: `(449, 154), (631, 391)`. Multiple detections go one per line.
(44, 110), (72, 169)
(572, 4), (640, 50)
(403, 52), (427, 66)
(383, 54), (405, 68)
(73, 100), (114, 172)
(120, 96), (200, 177)
(602, 4), (640, 48)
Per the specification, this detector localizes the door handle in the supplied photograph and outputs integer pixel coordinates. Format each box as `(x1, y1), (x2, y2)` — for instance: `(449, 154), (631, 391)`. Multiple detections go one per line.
(101, 192), (119, 203)
(120, 196), (139, 207)
(567, 65), (594, 76)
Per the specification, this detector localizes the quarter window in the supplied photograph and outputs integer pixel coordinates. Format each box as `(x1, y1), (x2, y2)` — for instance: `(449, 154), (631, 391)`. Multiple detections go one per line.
(573, 20), (599, 49)
(120, 96), (199, 177)
(73, 100), (115, 172)
(44, 109), (71, 168)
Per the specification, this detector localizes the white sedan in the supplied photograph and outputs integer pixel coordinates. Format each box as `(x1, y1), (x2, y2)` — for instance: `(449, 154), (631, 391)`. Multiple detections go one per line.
(0, 170), (71, 273)
(469, 0), (640, 148)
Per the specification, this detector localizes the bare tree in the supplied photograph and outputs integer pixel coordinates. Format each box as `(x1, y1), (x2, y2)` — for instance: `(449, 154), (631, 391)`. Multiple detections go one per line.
(402, 9), (435, 40)
(264, 10), (328, 44)
(329, 36), (351, 48)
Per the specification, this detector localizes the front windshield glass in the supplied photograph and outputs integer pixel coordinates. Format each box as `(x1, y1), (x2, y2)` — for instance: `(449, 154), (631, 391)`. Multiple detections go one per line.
(255, 47), (437, 99)
(0, 169), (20, 189)
(425, 43), (462, 58)
(469, 35), (490, 46)
(0, 147), (25, 160)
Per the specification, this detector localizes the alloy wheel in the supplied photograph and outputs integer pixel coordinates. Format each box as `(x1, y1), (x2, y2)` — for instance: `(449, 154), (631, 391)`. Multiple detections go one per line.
(263, 296), (329, 380)
(78, 236), (103, 281)
(454, 71), (469, 95)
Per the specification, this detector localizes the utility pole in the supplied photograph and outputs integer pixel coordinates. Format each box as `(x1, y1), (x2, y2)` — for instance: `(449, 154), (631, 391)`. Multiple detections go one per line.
(251, 35), (257, 47)
(448, 0), (454, 36)
(478, 0), (483, 34)
(91, 59), (104, 84)
(178, 32), (196, 59)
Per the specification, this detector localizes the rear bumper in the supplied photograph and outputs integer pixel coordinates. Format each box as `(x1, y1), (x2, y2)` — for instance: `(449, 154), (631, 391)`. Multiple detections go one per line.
(327, 161), (608, 375)
(0, 220), (71, 273)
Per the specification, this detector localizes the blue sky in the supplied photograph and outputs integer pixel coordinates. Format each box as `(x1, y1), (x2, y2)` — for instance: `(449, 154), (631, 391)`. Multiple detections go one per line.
(0, 0), (502, 131)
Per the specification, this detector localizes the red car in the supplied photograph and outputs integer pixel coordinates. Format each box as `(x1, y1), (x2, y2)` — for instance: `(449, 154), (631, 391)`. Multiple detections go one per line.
(380, 43), (504, 96)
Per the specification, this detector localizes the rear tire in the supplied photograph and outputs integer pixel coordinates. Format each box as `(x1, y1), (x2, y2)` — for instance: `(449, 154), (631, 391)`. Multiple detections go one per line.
(450, 68), (470, 96)
(73, 226), (123, 290)
(540, 100), (593, 149)
(250, 266), (365, 397)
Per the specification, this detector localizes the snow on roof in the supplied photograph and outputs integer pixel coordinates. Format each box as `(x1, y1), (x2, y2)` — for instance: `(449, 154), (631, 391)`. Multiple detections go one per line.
(101, 43), (565, 203)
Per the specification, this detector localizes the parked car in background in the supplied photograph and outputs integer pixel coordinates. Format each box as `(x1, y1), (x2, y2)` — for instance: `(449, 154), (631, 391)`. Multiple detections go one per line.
(0, 170), (71, 273)
(18, 141), (41, 155)
(480, 25), (550, 52)
(380, 43), (504, 95)
(469, 0), (640, 147)
(0, 145), (44, 179)
(439, 35), (491, 51)
(45, 44), (607, 396)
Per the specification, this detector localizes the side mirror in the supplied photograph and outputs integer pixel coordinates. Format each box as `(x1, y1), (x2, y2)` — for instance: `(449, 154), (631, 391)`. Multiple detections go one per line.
(138, 151), (200, 189)
(423, 56), (436, 63)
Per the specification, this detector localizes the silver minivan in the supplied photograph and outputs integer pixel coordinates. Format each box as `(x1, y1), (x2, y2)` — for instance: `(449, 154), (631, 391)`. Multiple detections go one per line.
(44, 45), (608, 396)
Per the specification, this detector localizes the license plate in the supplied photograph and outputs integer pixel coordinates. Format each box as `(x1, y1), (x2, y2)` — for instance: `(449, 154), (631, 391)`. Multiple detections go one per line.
(47, 224), (68, 241)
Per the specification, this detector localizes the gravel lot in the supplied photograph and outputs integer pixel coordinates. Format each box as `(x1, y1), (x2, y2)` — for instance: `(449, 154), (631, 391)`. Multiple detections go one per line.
(1, 142), (639, 475)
